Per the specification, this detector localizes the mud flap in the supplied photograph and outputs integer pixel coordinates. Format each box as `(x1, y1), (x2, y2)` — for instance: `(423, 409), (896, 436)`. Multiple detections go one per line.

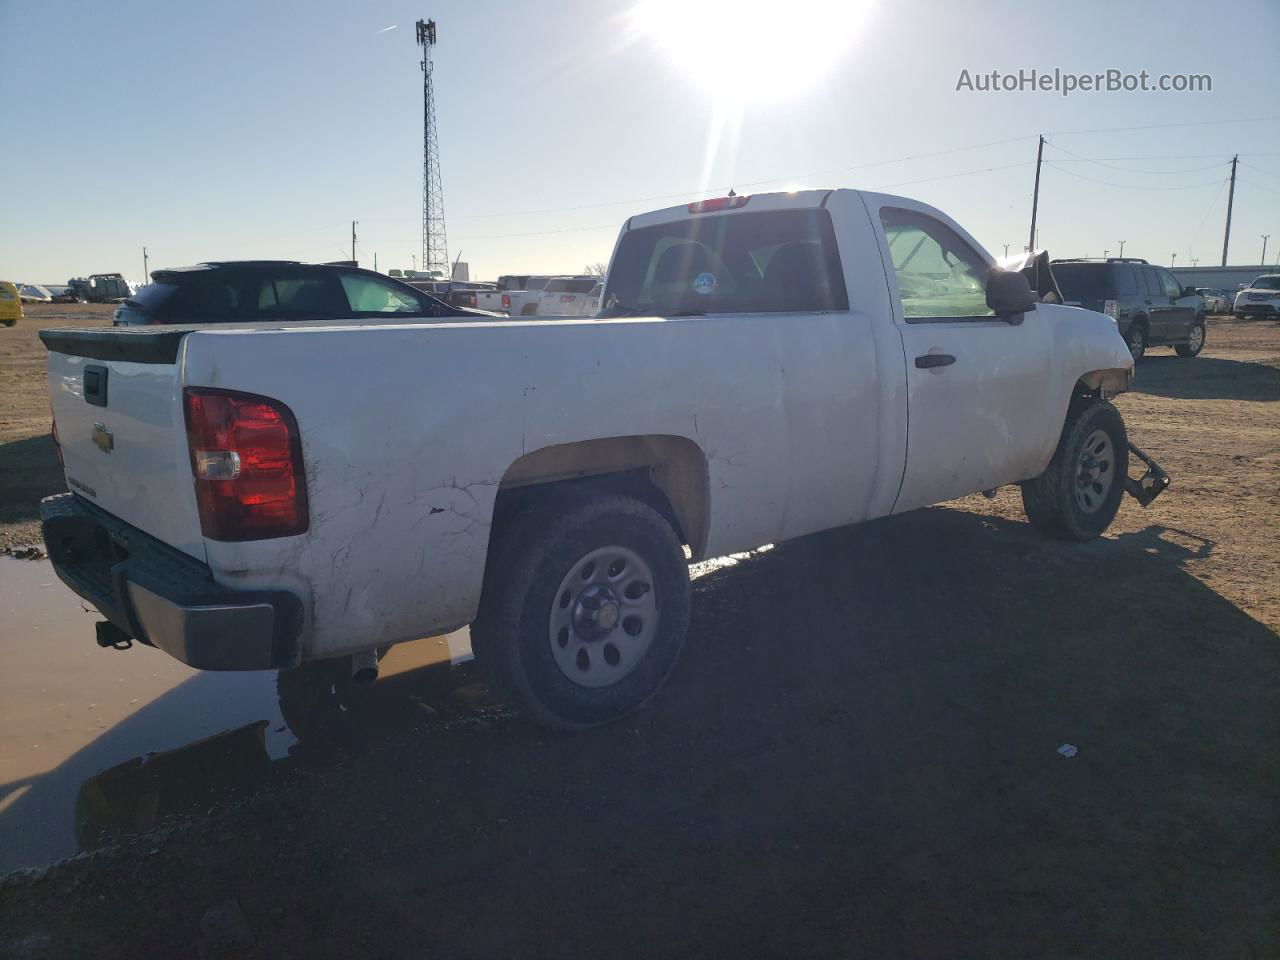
(1124, 442), (1170, 507)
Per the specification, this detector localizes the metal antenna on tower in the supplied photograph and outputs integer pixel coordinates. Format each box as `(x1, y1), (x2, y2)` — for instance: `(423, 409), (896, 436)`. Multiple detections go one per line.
(417, 18), (449, 277)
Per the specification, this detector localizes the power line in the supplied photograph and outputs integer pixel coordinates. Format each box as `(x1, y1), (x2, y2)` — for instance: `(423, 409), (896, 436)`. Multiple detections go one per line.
(451, 162), (1037, 241)
(439, 134), (1038, 222)
(1049, 116), (1280, 137)
(1045, 142), (1225, 175)
(1237, 178), (1280, 197)
(1185, 177), (1230, 262)
(1043, 162), (1226, 191)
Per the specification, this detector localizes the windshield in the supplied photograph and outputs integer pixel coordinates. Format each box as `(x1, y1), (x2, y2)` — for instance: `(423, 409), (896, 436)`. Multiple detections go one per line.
(1253, 276), (1280, 290)
(602, 209), (848, 316)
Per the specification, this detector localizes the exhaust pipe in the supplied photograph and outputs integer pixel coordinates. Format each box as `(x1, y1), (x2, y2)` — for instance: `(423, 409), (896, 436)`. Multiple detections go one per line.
(350, 649), (380, 686)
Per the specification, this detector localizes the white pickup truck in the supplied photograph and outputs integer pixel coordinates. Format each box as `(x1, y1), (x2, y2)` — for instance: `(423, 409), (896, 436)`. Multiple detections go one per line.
(39, 188), (1166, 730)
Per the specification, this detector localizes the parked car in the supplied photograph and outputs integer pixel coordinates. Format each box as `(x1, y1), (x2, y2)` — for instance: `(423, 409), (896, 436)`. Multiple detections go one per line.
(0, 281), (22, 326)
(534, 276), (602, 316)
(1051, 258), (1206, 360)
(1195, 288), (1231, 313)
(41, 187), (1158, 732)
(584, 281), (603, 314)
(1233, 274), (1280, 318)
(113, 261), (493, 325)
(69, 273), (131, 303)
(500, 276), (555, 317)
(473, 275), (535, 314)
(441, 281), (497, 310)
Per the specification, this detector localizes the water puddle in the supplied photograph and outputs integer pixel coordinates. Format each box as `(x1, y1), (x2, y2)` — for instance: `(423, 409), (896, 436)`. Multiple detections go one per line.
(0, 557), (478, 873)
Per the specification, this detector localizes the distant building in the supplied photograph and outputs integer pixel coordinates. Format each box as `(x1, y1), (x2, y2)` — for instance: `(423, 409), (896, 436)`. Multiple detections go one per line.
(452, 261), (470, 282)
(1170, 264), (1277, 290)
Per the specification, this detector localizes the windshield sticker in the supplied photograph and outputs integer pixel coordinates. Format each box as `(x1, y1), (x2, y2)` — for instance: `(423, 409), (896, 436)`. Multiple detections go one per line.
(693, 272), (717, 295)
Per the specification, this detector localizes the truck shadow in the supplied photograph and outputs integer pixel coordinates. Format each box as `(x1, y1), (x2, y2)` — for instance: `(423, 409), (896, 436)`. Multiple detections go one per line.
(3, 509), (1277, 955)
(0, 434), (64, 526)
(1131, 354), (1280, 402)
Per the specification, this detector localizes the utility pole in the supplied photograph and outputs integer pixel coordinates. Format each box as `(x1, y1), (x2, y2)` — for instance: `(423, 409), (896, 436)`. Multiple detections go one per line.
(351, 221), (358, 265)
(411, 254), (417, 274)
(1222, 155), (1238, 266)
(1104, 249), (1110, 259)
(1171, 253), (1177, 268)
(1262, 234), (1271, 267)
(1192, 258), (1199, 267)
(374, 252), (378, 273)
(1028, 134), (1044, 253)
(142, 246), (149, 284)
(1003, 243), (1009, 258)
(1118, 239), (1126, 258)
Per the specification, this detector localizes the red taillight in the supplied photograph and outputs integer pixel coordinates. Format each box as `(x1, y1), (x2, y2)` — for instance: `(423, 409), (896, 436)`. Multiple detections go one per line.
(688, 195), (750, 214)
(183, 388), (308, 541)
(501, 293), (511, 309)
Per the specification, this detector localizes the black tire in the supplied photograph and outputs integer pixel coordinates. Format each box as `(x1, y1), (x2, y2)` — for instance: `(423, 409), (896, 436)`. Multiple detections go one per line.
(471, 492), (691, 730)
(1175, 318), (1206, 357)
(1020, 399), (1129, 541)
(1123, 319), (1147, 361)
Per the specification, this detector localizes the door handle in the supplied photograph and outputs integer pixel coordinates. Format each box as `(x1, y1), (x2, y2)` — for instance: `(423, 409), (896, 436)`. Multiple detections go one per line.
(915, 353), (956, 369)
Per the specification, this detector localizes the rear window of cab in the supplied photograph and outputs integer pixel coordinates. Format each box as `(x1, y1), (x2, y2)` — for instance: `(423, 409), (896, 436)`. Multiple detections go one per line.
(602, 209), (848, 316)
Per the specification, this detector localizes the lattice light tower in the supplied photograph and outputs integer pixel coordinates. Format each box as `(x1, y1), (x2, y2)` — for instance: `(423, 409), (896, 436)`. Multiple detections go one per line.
(417, 18), (449, 277)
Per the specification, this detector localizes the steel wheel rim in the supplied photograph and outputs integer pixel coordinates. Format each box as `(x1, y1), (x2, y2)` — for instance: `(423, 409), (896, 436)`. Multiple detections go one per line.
(1189, 324), (1204, 350)
(1074, 429), (1115, 514)
(548, 545), (659, 688)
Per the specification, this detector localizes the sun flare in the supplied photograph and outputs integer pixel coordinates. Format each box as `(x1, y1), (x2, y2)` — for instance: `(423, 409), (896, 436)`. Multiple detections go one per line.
(631, 0), (874, 106)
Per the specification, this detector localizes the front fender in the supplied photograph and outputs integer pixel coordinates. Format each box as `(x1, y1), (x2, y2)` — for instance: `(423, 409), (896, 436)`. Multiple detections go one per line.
(1040, 303), (1134, 396)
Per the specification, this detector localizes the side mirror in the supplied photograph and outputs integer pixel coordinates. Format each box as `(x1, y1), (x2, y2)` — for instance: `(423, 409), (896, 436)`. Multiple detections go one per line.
(1182, 286), (1198, 298)
(986, 268), (1037, 321)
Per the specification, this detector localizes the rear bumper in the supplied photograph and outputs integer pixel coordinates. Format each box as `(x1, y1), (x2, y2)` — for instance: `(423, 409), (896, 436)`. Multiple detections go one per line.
(40, 493), (302, 670)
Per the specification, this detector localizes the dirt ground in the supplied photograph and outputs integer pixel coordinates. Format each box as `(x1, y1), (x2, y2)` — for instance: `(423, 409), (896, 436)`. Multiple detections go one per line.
(0, 311), (1277, 959)
(0, 303), (112, 551)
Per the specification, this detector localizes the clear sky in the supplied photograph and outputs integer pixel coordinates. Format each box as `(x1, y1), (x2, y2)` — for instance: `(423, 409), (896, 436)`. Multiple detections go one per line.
(2, 0), (1278, 285)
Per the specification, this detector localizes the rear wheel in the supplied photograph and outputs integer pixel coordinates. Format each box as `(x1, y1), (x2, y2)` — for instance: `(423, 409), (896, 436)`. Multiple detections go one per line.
(1175, 319), (1206, 357)
(1021, 399), (1128, 541)
(471, 492), (691, 729)
(1124, 320), (1147, 361)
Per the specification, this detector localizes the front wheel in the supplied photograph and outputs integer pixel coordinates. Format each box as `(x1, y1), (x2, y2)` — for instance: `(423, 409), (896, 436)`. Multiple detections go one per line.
(1175, 319), (1206, 357)
(1021, 399), (1129, 541)
(471, 492), (691, 730)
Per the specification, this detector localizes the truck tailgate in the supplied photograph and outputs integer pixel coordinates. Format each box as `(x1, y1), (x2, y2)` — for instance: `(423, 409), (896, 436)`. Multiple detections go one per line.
(42, 328), (205, 561)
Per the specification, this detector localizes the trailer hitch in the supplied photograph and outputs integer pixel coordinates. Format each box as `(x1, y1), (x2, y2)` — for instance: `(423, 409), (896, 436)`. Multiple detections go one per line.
(1124, 442), (1170, 507)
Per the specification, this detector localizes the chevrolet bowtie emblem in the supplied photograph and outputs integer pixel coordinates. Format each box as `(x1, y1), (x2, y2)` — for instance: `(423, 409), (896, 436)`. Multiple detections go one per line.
(92, 422), (114, 453)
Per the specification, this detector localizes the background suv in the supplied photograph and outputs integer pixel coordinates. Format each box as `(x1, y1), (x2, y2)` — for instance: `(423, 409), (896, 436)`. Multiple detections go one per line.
(1052, 258), (1206, 360)
(1233, 275), (1280, 318)
(114, 261), (492, 325)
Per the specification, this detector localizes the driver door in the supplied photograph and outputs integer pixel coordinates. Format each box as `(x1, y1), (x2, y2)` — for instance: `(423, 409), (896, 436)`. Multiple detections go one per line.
(876, 206), (1054, 513)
